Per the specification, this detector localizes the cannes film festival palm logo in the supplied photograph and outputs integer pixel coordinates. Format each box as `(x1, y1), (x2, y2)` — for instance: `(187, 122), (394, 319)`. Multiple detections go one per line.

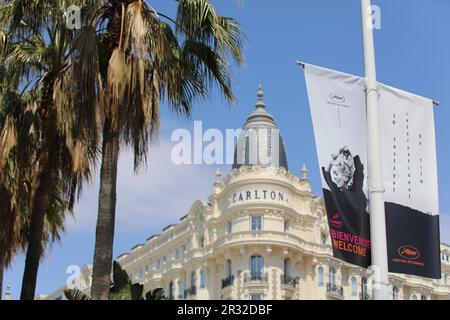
(398, 245), (421, 261)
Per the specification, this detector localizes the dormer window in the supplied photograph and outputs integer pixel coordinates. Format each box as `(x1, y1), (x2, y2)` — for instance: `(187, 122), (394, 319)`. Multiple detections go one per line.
(284, 219), (291, 232)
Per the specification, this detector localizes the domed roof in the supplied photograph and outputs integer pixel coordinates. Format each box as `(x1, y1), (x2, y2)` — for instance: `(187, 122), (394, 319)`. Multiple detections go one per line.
(233, 84), (288, 171)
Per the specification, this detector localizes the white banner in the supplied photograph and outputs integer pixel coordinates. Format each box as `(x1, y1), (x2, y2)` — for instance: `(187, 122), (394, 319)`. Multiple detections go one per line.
(304, 64), (372, 268)
(378, 84), (440, 278)
(303, 63), (441, 277)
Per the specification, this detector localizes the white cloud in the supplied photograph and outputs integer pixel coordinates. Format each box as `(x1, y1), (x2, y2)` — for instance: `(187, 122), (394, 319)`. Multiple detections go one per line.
(68, 138), (217, 233)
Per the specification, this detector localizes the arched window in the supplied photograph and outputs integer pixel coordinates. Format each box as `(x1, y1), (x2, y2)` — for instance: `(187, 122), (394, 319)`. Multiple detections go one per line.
(351, 277), (357, 296)
(178, 280), (184, 299)
(168, 281), (174, 300)
(317, 266), (324, 286)
(250, 255), (264, 278)
(411, 294), (418, 300)
(393, 287), (399, 300)
(284, 258), (292, 277)
(421, 295), (427, 300)
(328, 267), (336, 286)
(226, 260), (232, 278)
(200, 270), (206, 288)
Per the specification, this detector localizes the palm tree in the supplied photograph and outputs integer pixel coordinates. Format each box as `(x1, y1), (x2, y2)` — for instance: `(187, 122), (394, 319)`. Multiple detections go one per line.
(64, 261), (166, 300)
(0, 0), (99, 299)
(71, 0), (243, 299)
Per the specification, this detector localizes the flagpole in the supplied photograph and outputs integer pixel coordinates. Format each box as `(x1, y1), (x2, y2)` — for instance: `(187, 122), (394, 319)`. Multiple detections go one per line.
(361, 0), (390, 300)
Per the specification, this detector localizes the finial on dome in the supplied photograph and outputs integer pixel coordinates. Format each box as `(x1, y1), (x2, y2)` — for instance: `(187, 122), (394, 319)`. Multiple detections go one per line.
(215, 168), (222, 181)
(256, 82), (266, 110)
(301, 164), (308, 179)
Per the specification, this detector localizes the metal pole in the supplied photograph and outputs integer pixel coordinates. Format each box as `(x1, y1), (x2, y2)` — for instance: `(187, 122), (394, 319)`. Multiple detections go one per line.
(360, 0), (390, 300)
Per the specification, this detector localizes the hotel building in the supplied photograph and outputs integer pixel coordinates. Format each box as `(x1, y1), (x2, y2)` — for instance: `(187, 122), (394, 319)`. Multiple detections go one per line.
(44, 87), (450, 300)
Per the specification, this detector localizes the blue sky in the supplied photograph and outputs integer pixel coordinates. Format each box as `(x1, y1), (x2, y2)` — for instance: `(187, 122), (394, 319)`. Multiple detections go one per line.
(3, 0), (450, 298)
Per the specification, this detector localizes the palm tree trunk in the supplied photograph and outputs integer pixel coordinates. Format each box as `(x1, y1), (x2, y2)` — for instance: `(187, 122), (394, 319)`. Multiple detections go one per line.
(90, 120), (120, 300)
(0, 259), (3, 300)
(20, 81), (55, 300)
(20, 155), (53, 300)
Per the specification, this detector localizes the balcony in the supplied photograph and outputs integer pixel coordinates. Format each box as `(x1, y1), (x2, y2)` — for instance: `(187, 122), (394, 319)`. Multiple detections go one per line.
(326, 283), (344, 298)
(244, 272), (269, 284)
(360, 292), (371, 300)
(185, 286), (197, 297)
(281, 274), (299, 288)
(222, 275), (235, 289)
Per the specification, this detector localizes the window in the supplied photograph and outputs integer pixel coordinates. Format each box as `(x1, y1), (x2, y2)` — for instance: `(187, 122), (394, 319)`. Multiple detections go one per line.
(284, 259), (292, 277)
(284, 219), (291, 232)
(156, 259), (161, 270)
(250, 295), (263, 300)
(168, 281), (174, 300)
(182, 245), (186, 259)
(250, 255), (264, 277)
(245, 136), (250, 165)
(320, 232), (328, 245)
(328, 267), (336, 286)
(317, 266), (324, 286)
(226, 260), (233, 278)
(411, 294), (418, 300)
(163, 256), (167, 265)
(175, 249), (179, 260)
(200, 270), (206, 288)
(190, 271), (197, 288)
(199, 236), (205, 248)
(227, 221), (233, 234)
(393, 287), (399, 300)
(421, 295), (427, 300)
(361, 277), (368, 298)
(351, 277), (357, 296)
(178, 281), (184, 299)
(251, 216), (263, 231)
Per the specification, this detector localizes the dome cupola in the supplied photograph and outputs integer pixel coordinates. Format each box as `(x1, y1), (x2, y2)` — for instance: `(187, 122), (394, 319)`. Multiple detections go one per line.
(233, 84), (288, 170)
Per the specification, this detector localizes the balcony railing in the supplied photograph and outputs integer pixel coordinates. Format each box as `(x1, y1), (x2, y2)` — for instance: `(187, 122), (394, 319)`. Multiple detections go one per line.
(185, 286), (197, 297)
(360, 292), (371, 300)
(244, 272), (269, 283)
(326, 283), (344, 296)
(281, 274), (299, 288)
(221, 275), (235, 289)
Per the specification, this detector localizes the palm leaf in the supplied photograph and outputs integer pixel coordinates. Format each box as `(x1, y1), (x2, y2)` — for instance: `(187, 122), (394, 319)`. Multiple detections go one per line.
(64, 289), (91, 300)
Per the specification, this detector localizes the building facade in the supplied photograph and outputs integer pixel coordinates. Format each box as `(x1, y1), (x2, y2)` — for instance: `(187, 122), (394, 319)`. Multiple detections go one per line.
(45, 86), (450, 300)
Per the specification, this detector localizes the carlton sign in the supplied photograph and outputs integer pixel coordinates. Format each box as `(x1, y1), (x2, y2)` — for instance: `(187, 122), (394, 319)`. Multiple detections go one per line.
(229, 190), (287, 206)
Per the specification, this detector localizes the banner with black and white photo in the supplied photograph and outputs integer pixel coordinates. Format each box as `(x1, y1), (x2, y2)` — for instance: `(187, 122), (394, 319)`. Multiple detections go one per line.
(303, 63), (441, 278)
(304, 64), (372, 268)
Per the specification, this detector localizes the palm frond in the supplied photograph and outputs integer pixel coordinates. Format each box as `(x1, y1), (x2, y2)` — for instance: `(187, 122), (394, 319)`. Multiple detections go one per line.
(64, 289), (91, 300)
